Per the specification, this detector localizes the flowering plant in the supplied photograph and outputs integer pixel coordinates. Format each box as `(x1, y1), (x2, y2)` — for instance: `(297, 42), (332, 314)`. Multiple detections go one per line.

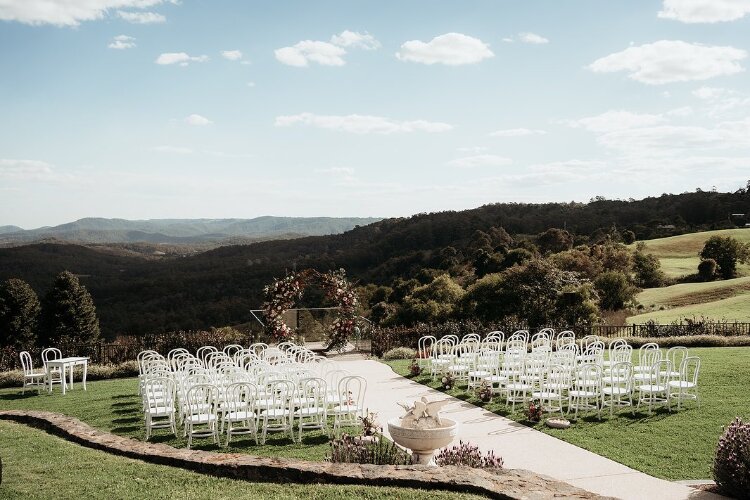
(409, 359), (422, 377)
(477, 380), (493, 402)
(527, 400), (543, 422)
(360, 410), (381, 437)
(434, 441), (503, 470)
(440, 373), (455, 391)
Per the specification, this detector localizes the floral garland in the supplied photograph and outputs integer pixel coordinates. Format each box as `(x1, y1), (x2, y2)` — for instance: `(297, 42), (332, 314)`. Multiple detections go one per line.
(261, 268), (358, 351)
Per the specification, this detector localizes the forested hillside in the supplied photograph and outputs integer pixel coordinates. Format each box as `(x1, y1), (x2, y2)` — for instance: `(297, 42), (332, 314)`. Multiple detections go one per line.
(1, 188), (748, 338)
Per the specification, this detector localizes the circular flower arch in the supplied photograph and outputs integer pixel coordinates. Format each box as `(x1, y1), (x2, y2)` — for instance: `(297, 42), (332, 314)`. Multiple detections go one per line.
(262, 269), (358, 351)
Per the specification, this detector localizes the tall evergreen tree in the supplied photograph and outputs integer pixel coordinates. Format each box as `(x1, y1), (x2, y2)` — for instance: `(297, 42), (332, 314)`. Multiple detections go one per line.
(0, 278), (41, 349)
(41, 271), (100, 346)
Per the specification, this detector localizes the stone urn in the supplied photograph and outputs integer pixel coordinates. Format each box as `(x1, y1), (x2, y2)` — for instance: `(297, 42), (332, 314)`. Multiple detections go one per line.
(388, 397), (458, 466)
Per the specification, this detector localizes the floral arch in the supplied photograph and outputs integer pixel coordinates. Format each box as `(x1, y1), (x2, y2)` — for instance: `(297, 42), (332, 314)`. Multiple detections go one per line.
(262, 269), (358, 351)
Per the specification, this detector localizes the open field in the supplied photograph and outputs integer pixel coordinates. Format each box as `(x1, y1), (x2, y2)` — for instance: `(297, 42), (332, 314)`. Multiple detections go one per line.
(629, 276), (750, 323)
(632, 228), (750, 278)
(387, 347), (750, 481)
(0, 421), (482, 500)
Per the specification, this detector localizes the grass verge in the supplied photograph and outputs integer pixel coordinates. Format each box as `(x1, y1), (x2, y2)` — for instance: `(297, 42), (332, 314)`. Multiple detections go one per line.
(0, 420), (483, 500)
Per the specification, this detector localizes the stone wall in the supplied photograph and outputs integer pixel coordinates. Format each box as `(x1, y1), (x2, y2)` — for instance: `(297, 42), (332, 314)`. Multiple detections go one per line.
(0, 410), (608, 500)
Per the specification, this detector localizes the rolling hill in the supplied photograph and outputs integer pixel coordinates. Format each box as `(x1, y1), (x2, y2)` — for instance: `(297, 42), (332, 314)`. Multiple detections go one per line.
(0, 216), (382, 245)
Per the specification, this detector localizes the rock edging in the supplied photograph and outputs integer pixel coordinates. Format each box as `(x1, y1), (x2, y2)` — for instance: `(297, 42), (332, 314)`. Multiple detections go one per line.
(0, 410), (607, 500)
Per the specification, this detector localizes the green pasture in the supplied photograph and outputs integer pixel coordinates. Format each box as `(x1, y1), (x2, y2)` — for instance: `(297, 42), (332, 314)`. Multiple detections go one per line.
(386, 347), (750, 481)
(632, 228), (750, 278)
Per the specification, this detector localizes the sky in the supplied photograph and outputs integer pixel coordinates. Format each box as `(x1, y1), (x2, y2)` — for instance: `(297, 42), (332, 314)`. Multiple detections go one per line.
(1, 0), (750, 229)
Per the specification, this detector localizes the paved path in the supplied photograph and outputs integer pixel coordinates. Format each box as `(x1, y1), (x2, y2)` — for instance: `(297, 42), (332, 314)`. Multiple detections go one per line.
(339, 359), (720, 500)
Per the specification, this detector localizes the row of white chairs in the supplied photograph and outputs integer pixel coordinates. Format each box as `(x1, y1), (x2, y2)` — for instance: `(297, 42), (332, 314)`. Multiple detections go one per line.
(138, 343), (367, 447)
(418, 333), (700, 418)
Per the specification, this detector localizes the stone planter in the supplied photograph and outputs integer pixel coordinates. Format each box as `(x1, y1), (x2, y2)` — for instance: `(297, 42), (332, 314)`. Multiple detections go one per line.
(387, 417), (458, 466)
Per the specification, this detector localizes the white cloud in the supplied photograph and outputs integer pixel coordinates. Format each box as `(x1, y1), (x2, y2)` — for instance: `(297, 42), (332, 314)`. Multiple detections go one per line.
(330, 30), (380, 50)
(108, 34), (136, 50)
(396, 33), (494, 66)
(658, 0), (750, 23)
(221, 50), (243, 61)
(0, 0), (176, 27)
(518, 32), (549, 44)
(565, 110), (668, 133)
(490, 128), (547, 137)
(275, 41), (346, 67)
(184, 114), (212, 126)
(502, 37), (514, 43)
(457, 146), (489, 154)
(588, 40), (747, 85)
(693, 86), (726, 99)
(247, 81), (256, 88)
(666, 106), (694, 117)
(447, 154), (512, 168)
(155, 52), (209, 66)
(274, 112), (452, 134)
(152, 145), (193, 154)
(0, 159), (54, 180)
(117, 10), (164, 23)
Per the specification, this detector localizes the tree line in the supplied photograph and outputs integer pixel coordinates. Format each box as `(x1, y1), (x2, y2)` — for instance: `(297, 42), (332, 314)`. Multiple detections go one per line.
(0, 186), (748, 338)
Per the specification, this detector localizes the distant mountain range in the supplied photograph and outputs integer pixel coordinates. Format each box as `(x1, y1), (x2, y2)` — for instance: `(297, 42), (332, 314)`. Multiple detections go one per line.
(0, 217), (382, 245)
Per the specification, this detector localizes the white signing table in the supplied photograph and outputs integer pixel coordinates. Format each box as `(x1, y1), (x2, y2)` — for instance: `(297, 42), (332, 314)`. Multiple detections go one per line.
(47, 357), (89, 395)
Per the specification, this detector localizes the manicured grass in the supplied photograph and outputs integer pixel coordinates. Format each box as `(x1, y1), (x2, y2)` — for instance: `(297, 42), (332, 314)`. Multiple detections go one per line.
(0, 377), (335, 461)
(631, 228), (750, 278)
(0, 420), (484, 500)
(385, 347), (750, 481)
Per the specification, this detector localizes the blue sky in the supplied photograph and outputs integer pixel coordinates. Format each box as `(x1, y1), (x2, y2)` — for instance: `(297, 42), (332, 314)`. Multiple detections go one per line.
(2, 0), (750, 228)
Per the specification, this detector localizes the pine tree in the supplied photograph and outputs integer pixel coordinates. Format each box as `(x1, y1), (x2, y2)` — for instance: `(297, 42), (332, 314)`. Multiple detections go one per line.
(0, 278), (41, 350)
(41, 271), (100, 346)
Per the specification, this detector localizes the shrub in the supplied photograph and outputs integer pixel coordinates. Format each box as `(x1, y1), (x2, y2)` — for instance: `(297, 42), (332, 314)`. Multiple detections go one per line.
(0, 278), (41, 350)
(594, 271), (636, 310)
(626, 335), (750, 349)
(697, 259), (717, 281)
(434, 441), (503, 470)
(382, 347), (417, 360)
(713, 417), (750, 499)
(327, 434), (413, 465)
(700, 236), (750, 280)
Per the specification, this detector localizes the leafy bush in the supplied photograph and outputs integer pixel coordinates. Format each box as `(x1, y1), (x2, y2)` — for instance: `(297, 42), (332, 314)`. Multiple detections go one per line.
(382, 347), (417, 360)
(327, 434), (413, 465)
(713, 417), (750, 499)
(594, 271), (636, 310)
(434, 441), (503, 470)
(700, 236), (750, 280)
(697, 259), (717, 281)
(626, 335), (750, 349)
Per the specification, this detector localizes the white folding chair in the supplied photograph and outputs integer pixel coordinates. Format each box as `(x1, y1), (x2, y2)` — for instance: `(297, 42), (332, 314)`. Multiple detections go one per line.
(332, 375), (366, 435)
(20, 351), (46, 394)
(294, 377), (328, 441)
(668, 356), (700, 410)
(185, 383), (219, 448)
(223, 382), (259, 446)
(143, 377), (177, 439)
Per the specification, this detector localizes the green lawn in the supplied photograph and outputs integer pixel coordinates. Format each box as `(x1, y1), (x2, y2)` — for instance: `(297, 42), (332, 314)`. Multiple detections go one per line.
(631, 228), (750, 278)
(0, 420), (483, 500)
(0, 377), (336, 460)
(386, 347), (750, 481)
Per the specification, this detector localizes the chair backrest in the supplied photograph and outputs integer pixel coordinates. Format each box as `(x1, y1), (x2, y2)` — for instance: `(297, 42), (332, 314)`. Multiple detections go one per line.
(452, 342), (473, 359)
(461, 333), (481, 344)
(338, 375), (366, 410)
(442, 334), (459, 346)
(225, 381), (258, 414)
(547, 363), (571, 388)
(266, 379), (296, 410)
(196, 346), (218, 364)
(575, 364), (602, 391)
(417, 335), (436, 359)
(19, 351), (35, 375)
(167, 348), (189, 364)
(650, 359), (672, 386)
(433, 338), (454, 358)
(508, 330), (529, 344)
(609, 361), (633, 391)
(555, 331), (576, 350)
(277, 341), (295, 352)
(639, 344), (661, 368)
(681, 356), (700, 385)
(144, 377), (175, 409)
(611, 344), (633, 365)
(298, 377), (326, 408)
(531, 331), (552, 352)
(485, 331), (505, 344)
(186, 383), (218, 416)
(41, 347), (62, 369)
(666, 346), (688, 370)
(223, 344), (243, 357)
